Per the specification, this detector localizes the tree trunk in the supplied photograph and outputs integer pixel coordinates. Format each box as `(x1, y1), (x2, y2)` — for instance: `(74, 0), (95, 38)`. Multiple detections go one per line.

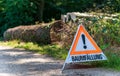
(38, 0), (44, 22)
(31, 0), (45, 22)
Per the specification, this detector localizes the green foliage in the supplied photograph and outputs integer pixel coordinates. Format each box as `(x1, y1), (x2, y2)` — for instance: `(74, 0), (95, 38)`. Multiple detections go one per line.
(42, 0), (120, 22)
(63, 14), (120, 48)
(4, 0), (37, 25)
(0, 0), (37, 36)
(82, 14), (120, 46)
(80, 0), (120, 13)
(42, 0), (94, 22)
(0, 0), (120, 38)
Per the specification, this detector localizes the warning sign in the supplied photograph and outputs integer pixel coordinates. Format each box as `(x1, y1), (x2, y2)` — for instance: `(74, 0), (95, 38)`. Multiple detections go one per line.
(64, 25), (107, 63)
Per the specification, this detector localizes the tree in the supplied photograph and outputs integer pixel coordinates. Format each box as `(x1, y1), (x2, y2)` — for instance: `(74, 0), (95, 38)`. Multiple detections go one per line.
(0, 0), (37, 36)
(30, 0), (44, 22)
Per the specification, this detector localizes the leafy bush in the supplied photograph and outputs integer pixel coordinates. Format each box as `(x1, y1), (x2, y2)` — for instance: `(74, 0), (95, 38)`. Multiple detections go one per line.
(85, 15), (120, 46)
(64, 13), (120, 48)
(0, 0), (37, 36)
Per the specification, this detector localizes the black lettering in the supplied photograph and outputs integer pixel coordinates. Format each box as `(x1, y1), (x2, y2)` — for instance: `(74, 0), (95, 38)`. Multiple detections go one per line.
(87, 55), (91, 60)
(72, 56), (75, 61)
(71, 54), (103, 62)
(82, 55), (87, 60)
(72, 56), (81, 61)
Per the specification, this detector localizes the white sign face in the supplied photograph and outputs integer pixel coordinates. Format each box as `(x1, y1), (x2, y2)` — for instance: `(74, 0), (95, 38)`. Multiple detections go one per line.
(62, 25), (107, 70)
(76, 32), (96, 51)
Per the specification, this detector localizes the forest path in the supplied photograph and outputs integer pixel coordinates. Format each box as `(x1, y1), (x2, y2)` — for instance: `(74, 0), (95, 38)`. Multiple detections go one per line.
(0, 46), (119, 76)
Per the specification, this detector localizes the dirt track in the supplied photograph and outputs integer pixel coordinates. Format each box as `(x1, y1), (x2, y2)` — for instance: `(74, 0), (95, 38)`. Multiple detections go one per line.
(0, 46), (120, 76)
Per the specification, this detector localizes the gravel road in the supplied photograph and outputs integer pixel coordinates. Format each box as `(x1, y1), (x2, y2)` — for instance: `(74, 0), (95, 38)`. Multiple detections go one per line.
(0, 46), (120, 76)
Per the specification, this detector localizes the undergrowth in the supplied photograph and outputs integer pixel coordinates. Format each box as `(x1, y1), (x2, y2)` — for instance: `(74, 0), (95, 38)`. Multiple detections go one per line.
(0, 40), (68, 59)
(92, 51), (120, 70)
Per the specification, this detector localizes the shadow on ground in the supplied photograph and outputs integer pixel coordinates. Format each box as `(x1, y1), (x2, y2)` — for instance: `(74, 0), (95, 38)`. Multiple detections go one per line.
(0, 47), (63, 76)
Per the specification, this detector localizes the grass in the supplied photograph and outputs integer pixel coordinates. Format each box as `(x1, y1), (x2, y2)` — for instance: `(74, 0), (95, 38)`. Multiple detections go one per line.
(90, 44), (120, 70)
(92, 51), (120, 70)
(0, 40), (68, 59)
(0, 40), (120, 70)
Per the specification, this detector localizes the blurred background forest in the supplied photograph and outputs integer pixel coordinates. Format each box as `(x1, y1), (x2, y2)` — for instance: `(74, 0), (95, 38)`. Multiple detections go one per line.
(0, 0), (120, 37)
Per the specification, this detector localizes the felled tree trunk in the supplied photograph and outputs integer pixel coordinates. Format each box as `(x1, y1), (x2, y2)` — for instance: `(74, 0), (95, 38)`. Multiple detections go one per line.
(4, 24), (51, 44)
(50, 20), (77, 48)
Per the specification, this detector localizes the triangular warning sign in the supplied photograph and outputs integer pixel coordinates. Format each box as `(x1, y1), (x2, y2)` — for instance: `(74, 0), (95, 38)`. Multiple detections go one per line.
(70, 25), (102, 55)
(64, 25), (107, 64)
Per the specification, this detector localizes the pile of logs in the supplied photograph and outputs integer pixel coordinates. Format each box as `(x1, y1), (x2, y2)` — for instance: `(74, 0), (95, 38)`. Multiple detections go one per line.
(61, 12), (119, 24)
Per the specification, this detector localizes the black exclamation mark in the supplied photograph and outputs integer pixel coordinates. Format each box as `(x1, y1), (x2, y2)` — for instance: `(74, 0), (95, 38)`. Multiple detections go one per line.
(81, 34), (87, 49)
